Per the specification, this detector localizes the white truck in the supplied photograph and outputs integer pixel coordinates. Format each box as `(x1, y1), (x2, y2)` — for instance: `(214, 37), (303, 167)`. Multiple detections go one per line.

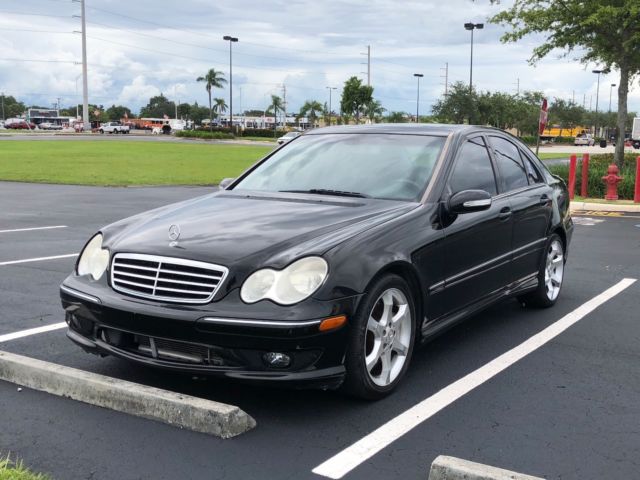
(632, 117), (640, 149)
(99, 122), (130, 134)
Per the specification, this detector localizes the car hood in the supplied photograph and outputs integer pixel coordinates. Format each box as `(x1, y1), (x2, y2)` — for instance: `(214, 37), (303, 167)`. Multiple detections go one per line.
(102, 190), (418, 269)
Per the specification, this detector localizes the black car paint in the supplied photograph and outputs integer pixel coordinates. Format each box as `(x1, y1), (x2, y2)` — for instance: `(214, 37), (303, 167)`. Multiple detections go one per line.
(61, 124), (573, 389)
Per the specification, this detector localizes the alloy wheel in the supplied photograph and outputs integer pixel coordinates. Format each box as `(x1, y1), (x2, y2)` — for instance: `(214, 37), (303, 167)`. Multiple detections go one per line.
(364, 288), (412, 387)
(545, 239), (564, 301)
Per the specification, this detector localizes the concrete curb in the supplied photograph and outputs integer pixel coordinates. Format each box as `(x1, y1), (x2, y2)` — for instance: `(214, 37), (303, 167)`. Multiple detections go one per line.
(0, 350), (256, 438)
(428, 455), (544, 480)
(570, 201), (640, 213)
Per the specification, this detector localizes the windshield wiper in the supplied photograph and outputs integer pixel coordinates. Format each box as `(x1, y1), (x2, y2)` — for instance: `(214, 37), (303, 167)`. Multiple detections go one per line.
(279, 188), (370, 198)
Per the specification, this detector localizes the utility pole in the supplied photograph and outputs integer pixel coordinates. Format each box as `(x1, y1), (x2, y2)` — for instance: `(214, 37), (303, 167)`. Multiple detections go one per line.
(583, 93), (586, 109)
(516, 78), (520, 95)
(440, 62), (449, 96)
(572, 90), (575, 104)
(367, 45), (370, 86)
(56, 97), (61, 112)
(1, 92), (4, 120)
(360, 45), (371, 86)
(80, 0), (89, 131)
(326, 86), (337, 126)
(282, 84), (287, 128)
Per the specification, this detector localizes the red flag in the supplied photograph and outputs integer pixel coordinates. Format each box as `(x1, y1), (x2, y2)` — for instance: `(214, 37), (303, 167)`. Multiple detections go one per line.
(538, 98), (548, 135)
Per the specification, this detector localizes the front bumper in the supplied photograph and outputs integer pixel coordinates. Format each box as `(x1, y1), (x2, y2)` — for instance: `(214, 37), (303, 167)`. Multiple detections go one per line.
(60, 278), (361, 390)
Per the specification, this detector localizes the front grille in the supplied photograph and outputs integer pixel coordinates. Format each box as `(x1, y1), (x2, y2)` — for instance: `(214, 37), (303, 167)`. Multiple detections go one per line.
(111, 253), (228, 304)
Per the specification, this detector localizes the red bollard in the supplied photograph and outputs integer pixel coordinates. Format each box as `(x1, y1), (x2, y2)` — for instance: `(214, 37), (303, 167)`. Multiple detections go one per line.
(634, 156), (640, 203)
(581, 153), (589, 198)
(568, 154), (577, 200)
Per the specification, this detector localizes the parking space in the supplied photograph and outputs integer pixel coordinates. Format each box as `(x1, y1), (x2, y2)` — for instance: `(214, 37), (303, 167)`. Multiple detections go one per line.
(1, 182), (639, 479)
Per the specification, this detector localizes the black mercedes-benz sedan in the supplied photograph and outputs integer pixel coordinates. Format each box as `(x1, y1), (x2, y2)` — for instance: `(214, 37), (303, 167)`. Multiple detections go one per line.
(60, 124), (573, 399)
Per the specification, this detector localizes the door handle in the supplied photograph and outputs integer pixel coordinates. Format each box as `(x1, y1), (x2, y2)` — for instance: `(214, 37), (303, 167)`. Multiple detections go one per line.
(498, 207), (512, 220)
(539, 194), (550, 205)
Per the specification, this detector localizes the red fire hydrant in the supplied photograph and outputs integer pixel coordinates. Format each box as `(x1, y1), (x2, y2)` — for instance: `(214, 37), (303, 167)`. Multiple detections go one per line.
(602, 164), (623, 200)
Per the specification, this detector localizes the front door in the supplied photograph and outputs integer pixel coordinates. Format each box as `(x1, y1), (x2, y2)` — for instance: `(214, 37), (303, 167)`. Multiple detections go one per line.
(430, 136), (513, 320)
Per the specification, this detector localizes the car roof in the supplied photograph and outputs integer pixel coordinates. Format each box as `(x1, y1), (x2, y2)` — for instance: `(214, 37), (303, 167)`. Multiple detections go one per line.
(304, 123), (503, 137)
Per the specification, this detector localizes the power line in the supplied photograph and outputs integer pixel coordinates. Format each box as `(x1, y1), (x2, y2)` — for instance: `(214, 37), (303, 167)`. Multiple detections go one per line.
(0, 27), (72, 34)
(0, 58), (78, 64)
(0, 10), (71, 18)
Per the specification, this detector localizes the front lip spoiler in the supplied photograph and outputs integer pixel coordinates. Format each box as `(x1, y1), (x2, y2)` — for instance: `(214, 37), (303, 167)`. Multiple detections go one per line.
(66, 329), (346, 389)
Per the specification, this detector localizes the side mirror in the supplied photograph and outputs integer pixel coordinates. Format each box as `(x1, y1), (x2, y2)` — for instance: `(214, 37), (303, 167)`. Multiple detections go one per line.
(219, 178), (235, 190)
(449, 189), (492, 214)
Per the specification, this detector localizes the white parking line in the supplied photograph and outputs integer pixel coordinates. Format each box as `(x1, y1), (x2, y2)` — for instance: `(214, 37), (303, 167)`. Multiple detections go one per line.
(0, 253), (78, 266)
(0, 225), (67, 234)
(312, 278), (637, 479)
(0, 322), (67, 343)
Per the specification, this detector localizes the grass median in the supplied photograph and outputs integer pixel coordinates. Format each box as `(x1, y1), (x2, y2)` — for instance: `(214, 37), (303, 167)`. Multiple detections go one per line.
(0, 141), (272, 186)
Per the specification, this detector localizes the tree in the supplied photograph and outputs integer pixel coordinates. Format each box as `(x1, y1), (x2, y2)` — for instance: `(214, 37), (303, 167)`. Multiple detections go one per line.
(139, 94), (175, 119)
(340, 76), (373, 123)
(213, 98), (227, 119)
(386, 111), (408, 123)
(106, 105), (133, 121)
(491, 1), (640, 168)
(364, 99), (385, 123)
(431, 82), (479, 124)
(196, 68), (226, 131)
(299, 100), (323, 127)
(266, 95), (284, 133)
(1, 95), (26, 119)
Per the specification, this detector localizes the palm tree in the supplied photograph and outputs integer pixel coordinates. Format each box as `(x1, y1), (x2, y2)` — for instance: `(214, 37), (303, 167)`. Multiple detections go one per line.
(364, 99), (385, 123)
(213, 98), (228, 122)
(196, 69), (226, 131)
(266, 95), (284, 135)
(299, 100), (323, 128)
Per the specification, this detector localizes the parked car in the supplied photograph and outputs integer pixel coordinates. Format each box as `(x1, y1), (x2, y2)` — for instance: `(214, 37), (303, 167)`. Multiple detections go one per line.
(277, 131), (302, 145)
(5, 119), (34, 130)
(99, 122), (130, 134)
(574, 133), (595, 146)
(60, 124), (573, 399)
(38, 122), (63, 131)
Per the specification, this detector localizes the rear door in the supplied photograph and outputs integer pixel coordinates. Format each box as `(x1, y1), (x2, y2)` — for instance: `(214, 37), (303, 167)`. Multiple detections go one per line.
(488, 136), (553, 283)
(432, 136), (513, 320)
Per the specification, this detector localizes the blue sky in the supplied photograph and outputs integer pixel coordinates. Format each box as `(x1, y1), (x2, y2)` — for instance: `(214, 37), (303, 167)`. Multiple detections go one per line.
(0, 0), (637, 116)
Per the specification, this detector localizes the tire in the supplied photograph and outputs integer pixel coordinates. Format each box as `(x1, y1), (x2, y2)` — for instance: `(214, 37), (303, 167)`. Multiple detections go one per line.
(518, 233), (565, 308)
(341, 274), (416, 400)
(99, 129), (104, 134)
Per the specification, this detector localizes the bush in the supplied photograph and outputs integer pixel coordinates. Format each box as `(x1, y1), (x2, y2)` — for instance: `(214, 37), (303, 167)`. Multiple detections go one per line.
(175, 130), (234, 140)
(520, 135), (537, 145)
(240, 128), (286, 138)
(553, 136), (575, 144)
(548, 153), (638, 199)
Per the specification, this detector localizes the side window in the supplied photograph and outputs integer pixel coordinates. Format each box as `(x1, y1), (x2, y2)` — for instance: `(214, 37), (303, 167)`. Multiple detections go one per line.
(449, 137), (498, 196)
(490, 136), (529, 191)
(519, 150), (544, 184)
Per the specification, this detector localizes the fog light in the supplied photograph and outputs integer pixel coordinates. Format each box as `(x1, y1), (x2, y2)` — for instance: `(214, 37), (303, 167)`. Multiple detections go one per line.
(263, 352), (291, 368)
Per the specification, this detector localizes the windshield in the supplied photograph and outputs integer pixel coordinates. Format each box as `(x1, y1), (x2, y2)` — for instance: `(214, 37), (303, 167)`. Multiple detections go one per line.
(233, 133), (446, 201)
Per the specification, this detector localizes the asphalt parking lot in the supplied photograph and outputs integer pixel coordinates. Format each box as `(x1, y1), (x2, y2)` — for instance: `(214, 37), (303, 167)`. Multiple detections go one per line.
(1, 181), (639, 480)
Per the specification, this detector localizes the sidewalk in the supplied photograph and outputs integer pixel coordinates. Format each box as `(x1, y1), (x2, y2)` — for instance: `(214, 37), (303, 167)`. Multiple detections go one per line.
(570, 200), (640, 213)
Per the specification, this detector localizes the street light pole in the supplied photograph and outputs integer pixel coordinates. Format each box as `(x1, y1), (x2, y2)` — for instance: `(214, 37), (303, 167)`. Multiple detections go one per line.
(464, 22), (483, 94)
(80, 0), (89, 131)
(609, 83), (616, 113)
(592, 68), (608, 137)
(223, 35), (238, 130)
(326, 86), (337, 126)
(413, 73), (423, 122)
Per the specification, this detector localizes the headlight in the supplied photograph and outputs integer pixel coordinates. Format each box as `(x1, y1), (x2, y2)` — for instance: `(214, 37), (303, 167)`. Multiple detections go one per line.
(240, 257), (328, 305)
(77, 233), (110, 281)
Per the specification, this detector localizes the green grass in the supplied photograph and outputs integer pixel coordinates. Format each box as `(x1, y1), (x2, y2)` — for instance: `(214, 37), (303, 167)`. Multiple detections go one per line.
(241, 136), (277, 142)
(0, 456), (51, 480)
(0, 141), (272, 186)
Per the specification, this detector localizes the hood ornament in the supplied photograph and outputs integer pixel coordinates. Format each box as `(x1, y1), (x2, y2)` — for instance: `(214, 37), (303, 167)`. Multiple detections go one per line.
(168, 224), (181, 247)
